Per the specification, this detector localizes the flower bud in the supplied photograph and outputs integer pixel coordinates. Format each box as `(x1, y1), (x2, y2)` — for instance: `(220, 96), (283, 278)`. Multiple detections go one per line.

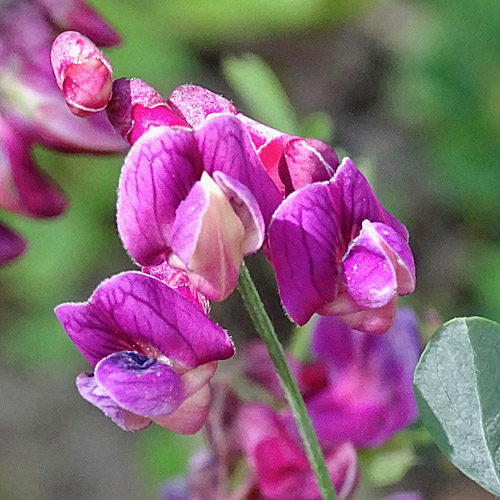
(51, 31), (113, 117)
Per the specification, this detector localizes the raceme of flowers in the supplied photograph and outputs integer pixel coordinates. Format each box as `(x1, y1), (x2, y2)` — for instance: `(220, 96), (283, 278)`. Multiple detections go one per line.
(0, 0), (126, 264)
(46, 28), (419, 499)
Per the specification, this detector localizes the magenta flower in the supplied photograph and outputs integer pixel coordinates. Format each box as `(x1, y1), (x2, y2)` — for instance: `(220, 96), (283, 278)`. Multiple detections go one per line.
(116, 113), (281, 300)
(0, 222), (26, 265)
(55, 271), (234, 433)
(238, 402), (359, 500)
(0, 0), (126, 261)
(307, 308), (421, 448)
(268, 157), (415, 333)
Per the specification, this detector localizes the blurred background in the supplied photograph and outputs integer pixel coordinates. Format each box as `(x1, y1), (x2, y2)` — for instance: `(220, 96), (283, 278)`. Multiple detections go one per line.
(1, 0), (499, 498)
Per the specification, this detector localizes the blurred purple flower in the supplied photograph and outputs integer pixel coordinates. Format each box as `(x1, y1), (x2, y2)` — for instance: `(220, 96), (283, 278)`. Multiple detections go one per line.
(238, 402), (359, 500)
(268, 157), (415, 333)
(382, 493), (424, 500)
(0, 222), (26, 265)
(55, 271), (234, 433)
(308, 308), (422, 448)
(0, 0), (126, 261)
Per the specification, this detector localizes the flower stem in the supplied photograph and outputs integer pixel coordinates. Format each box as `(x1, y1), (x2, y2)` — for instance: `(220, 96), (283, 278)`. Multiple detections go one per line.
(237, 262), (337, 500)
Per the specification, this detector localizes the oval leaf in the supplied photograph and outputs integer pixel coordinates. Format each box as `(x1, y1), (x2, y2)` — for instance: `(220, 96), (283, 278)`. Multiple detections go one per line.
(414, 317), (500, 496)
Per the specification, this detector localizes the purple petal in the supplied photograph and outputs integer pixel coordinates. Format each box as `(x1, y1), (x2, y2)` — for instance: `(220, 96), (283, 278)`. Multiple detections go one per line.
(308, 309), (421, 447)
(76, 372), (151, 431)
(159, 477), (190, 500)
(324, 443), (359, 500)
(195, 114), (282, 228)
(117, 126), (202, 266)
(332, 158), (408, 246)
(279, 138), (339, 194)
(94, 351), (184, 417)
(167, 84), (238, 127)
(268, 182), (341, 325)
(152, 384), (211, 434)
(35, 0), (121, 47)
(54, 271), (234, 367)
(212, 171), (265, 254)
(107, 78), (188, 144)
(0, 118), (67, 218)
(0, 222), (27, 264)
(169, 173), (245, 301)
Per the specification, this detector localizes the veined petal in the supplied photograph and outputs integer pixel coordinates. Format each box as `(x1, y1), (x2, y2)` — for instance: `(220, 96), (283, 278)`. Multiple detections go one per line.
(269, 182), (341, 325)
(117, 126), (202, 266)
(167, 84), (238, 127)
(331, 158), (408, 246)
(76, 372), (151, 432)
(55, 271), (234, 367)
(107, 78), (188, 144)
(195, 114), (282, 228)
(169, 172), (245, 301)
(0, 222), (27, 265)
(279, 138), (338, 194)
(152, 383), (211, 435)
(212, 171), (265, 254)
(94, 351), (184, 417)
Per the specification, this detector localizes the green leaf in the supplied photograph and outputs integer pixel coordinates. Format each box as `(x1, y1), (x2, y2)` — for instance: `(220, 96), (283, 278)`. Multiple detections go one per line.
(359, 447), (416, 487)
(222, 54), (301, 135)
(414, 317), (500, 496)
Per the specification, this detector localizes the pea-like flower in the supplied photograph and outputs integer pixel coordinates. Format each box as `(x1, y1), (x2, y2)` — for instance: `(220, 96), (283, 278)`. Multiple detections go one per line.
(0, 222), (26, 265)
(238, 402), (359, 500)
(268, 157), (416, 333)
(55, 271), (234, 433)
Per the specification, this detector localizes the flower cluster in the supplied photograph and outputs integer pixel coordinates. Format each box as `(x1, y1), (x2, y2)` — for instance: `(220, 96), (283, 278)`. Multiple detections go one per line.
(48, 27), (419, 498)
(0, 0), (125, 264)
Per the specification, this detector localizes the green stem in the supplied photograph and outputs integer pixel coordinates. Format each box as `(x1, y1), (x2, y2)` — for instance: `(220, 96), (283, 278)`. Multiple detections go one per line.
(237, 262), (337, 500)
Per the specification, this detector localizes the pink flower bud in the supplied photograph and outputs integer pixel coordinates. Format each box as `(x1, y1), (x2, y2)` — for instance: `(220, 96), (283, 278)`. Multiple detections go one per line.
(51, 31), (113, 117)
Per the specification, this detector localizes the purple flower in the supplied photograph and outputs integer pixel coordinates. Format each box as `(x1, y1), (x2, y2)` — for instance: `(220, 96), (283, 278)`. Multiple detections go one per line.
(0, 222), (27, 265)
(268, 157), (415, 333)
(238, 402), (359, 500)
(51, 31), (113, 117)
(55, 271), (234, 433)
(0, 0), (126, 261)
(382, 493), (424, 500)
(116, 114), (281, 301)
(307, 308), (422, 448)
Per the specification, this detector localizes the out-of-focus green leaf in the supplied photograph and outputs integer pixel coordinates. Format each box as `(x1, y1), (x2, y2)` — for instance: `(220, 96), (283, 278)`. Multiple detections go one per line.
(414, 317), (500, 496)
(288, 320), (315, 362)
(223, 54), (300, 134)
(301, 111), (335, 143)
(359, 447), (416, 487)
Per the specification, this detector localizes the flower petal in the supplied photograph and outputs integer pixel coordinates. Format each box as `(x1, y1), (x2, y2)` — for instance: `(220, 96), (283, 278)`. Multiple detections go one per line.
(212, 171), (265, 254)
(54, 271), (234, 367)
(0, 118), (67, 217)
(169, 172), (245, 301)
(152, 383), (211, 435)
(117, 126), (202, 266)
(76, 372), (151, 431)
(94, 351), (185, 417)
(279, 138), (338, 194)
(195, 114), (282, 228)
(0, 222), (27, 265)
(269, 182), (341, 325)
(107, 78), (188, 144)
(167, 84), (238, 127)
(332, 158), (408, 246)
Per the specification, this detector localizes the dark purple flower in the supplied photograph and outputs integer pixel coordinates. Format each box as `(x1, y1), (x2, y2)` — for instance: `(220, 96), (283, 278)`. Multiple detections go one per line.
(307, 308), (422, 448)
(0, 222), (27, 265)
(55, 271), (234, 433)
(268, 157), (415, 333)
(51, 31), (113, 117)
(0, 0), (126, 262)
(382, 493), (424, 500)
(238, 402), (359, 500)
(116, 115), (281, 301)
